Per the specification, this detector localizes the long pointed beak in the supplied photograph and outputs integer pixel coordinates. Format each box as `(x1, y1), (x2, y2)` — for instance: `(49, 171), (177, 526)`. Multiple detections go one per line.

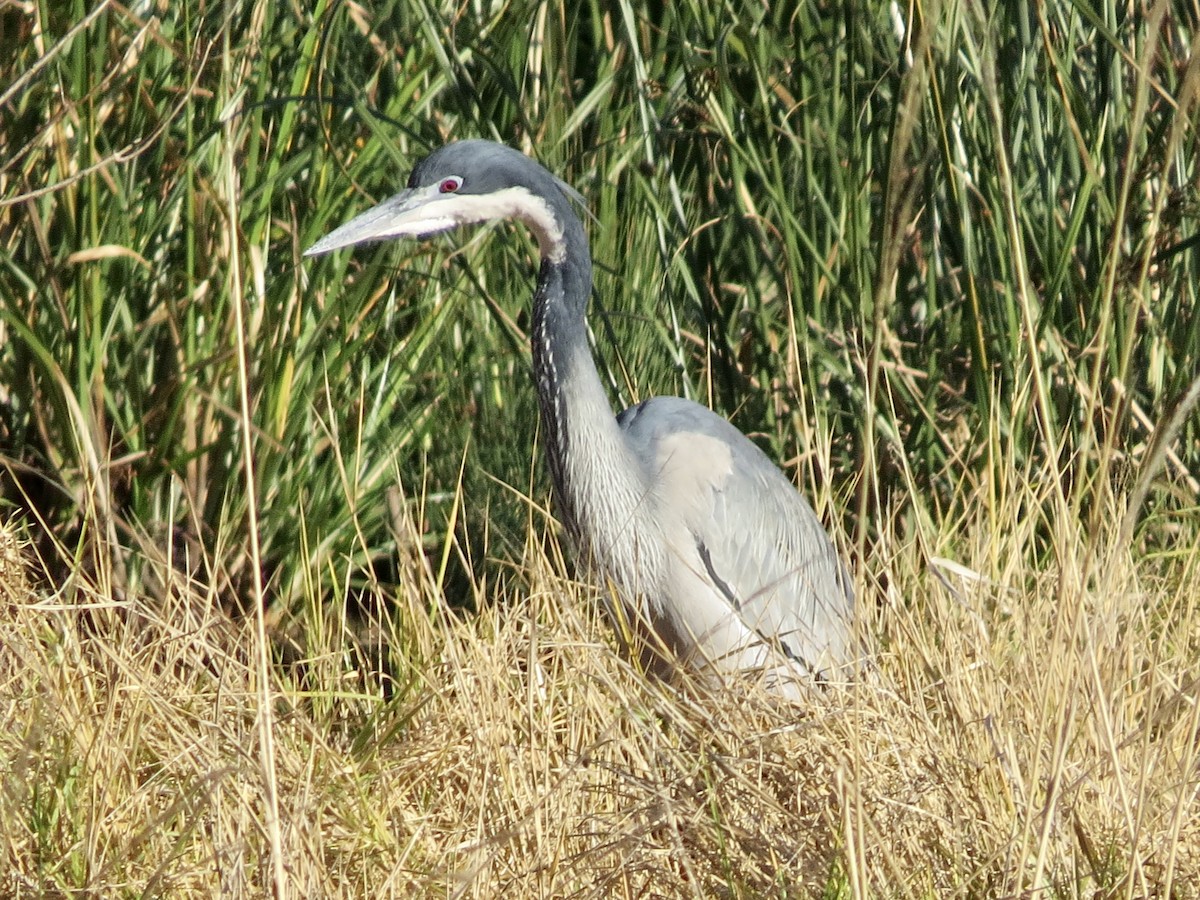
(304, 186), (453, 257)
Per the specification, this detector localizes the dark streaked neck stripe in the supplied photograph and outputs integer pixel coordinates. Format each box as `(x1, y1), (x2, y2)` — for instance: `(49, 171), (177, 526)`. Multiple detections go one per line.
(532, 258), (584, 540)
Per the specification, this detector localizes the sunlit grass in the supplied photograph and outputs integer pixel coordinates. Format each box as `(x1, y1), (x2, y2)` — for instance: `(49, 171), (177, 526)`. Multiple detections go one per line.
(3, 434), (1197, 894)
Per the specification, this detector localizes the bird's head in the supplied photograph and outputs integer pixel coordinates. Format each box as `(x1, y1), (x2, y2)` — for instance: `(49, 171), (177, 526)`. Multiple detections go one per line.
(304, 140), (585, 263)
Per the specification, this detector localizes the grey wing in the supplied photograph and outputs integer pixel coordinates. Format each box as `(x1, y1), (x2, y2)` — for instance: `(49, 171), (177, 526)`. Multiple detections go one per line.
(618, 396), (855, 678)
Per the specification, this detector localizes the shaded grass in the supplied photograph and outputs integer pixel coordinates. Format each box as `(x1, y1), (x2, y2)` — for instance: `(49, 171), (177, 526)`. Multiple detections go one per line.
(3, 0), (1196, 610)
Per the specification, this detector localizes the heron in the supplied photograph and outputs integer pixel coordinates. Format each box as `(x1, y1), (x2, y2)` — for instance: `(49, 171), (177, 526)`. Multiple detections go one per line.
(306, 139), (856, 697)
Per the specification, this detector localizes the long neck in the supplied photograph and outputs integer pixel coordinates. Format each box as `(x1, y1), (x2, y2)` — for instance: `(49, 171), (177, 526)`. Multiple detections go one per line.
(530, 220), (641, 545)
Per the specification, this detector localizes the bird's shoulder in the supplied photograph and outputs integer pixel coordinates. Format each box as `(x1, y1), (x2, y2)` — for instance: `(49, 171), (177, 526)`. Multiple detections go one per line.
(615, 395), (800, 504)
(615, 394), (854, 631)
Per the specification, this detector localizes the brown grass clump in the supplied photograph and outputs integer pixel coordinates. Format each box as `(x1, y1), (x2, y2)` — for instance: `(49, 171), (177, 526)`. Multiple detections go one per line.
(0, 517), (31, 610)
(1, 469), (1197, 897)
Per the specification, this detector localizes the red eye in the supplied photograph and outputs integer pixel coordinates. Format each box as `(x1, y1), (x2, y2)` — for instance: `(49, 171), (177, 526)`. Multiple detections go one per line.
(439, 177), (461, 193)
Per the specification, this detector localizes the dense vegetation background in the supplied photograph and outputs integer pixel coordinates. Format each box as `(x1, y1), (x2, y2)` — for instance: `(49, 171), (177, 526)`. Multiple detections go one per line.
(1, 0), (1197, 895)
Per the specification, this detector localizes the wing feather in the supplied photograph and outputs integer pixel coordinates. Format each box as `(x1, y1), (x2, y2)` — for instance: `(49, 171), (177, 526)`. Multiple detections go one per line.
(617, 396), (854, 681)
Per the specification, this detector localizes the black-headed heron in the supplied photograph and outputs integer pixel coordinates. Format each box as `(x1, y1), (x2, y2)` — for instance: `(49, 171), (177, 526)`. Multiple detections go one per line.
(306, 140), (857, 697)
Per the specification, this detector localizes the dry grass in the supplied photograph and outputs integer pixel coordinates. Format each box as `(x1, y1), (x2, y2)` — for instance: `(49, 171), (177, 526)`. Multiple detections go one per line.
(2, 449), (1197, 898)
